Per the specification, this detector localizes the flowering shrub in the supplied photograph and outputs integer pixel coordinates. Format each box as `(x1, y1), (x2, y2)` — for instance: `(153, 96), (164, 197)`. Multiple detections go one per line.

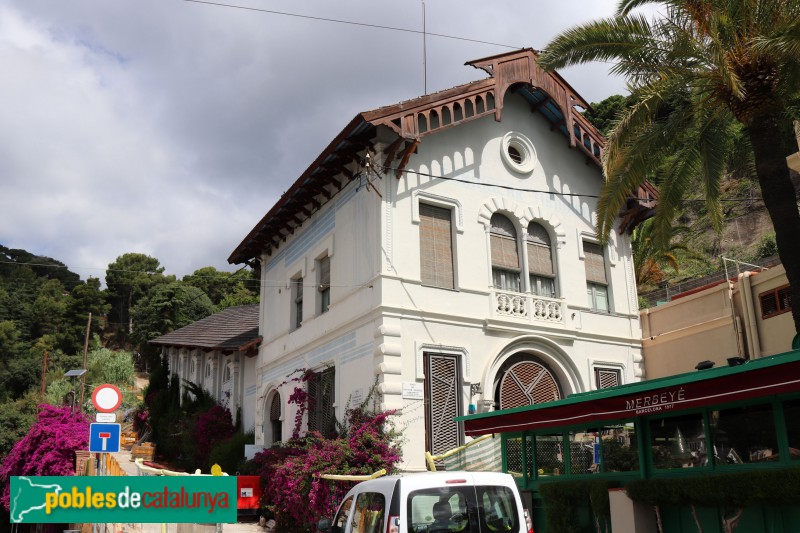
(251, 375), (401, 530)
(193, 404), (235, 469)
(0, 405), (90, 510)
(133, 407), (149, 434)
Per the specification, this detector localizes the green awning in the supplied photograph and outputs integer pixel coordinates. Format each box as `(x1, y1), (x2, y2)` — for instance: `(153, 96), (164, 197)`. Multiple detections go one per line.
(458, 349), (800, 436)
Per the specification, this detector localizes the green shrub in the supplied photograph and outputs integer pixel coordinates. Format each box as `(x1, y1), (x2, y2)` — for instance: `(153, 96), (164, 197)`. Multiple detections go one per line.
(539, 479), (617, 533)
(626, 467), (800, 507)
(751, 232), (777, 260)
(209, 430), (254, 474)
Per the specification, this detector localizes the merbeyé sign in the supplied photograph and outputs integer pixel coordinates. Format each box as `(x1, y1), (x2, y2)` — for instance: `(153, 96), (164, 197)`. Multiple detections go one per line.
(624, 387), (687, 415)
(10, 476), (237, 523)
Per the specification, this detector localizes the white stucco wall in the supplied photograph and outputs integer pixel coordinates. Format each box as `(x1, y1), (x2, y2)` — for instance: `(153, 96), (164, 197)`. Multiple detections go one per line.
(253, 90), (643, 471)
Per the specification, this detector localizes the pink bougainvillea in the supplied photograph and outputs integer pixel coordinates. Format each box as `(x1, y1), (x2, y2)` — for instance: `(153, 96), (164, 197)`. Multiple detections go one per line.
(252, 374), (401, 530)
(194, 404), (235, 462)
(0, 405), (90, 510)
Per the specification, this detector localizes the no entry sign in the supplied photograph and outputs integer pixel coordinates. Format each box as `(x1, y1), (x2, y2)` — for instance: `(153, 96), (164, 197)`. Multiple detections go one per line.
(92, 384), (122, 413)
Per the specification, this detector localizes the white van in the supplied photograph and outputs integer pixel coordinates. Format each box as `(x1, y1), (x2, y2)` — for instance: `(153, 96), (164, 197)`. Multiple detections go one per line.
(317, 471), (532, 533)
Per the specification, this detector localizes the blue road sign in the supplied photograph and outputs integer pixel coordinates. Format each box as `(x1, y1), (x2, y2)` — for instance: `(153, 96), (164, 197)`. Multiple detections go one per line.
(89, 423), (121, 453)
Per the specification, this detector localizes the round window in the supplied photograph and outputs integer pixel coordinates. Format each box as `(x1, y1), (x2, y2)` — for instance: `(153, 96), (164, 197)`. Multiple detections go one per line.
(500, 132), (537, 173)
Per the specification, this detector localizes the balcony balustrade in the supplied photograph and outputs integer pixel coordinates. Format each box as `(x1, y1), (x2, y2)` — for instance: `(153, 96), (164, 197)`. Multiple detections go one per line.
(494, 290), (564, 324)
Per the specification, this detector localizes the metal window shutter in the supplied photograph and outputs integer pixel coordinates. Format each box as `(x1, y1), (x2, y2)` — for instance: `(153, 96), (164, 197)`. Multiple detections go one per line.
(427, 354), (461, 456)
(583, 242), (608, 284)
(419, 204), (454, 289)
(499, 361), (562, 409)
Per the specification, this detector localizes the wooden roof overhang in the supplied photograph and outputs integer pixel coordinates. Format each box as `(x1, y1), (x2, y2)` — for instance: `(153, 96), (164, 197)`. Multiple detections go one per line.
(152, 335), (263, 357)
(229, 49), (657, 265)
(457, 349), (800, 437)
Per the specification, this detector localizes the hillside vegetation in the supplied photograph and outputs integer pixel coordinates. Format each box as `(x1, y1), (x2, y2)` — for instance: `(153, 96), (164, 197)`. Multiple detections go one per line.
(584, 96), (800, 301)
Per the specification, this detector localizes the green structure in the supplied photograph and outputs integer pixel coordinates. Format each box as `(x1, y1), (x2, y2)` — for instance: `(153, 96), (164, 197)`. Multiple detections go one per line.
(458, 349), (800, 532)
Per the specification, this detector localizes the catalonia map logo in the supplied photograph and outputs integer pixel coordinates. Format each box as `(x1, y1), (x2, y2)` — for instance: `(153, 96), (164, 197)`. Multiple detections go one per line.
(10, 476), (237, 523)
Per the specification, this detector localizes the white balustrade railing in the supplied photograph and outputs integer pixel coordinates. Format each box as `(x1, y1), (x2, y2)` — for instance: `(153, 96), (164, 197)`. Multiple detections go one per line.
(494, 291), (564, 324)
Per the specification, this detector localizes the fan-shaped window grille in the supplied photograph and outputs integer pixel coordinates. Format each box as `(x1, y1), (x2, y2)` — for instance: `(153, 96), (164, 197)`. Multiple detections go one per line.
(490, 214), (521, 292)
(270, 393), (282, 443)
(499, 360), (562, 409)
(425, 353), (462, 458)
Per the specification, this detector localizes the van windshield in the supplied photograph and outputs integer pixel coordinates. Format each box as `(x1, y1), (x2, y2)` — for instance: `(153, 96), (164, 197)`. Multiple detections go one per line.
(407, 486), (519, 533)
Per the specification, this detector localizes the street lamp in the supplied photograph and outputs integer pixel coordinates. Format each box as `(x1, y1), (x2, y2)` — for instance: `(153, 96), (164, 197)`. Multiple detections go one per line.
(64, 369), (87, 411)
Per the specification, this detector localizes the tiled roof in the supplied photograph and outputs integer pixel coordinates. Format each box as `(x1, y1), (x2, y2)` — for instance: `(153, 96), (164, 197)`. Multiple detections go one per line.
(150, 305), (260, 352)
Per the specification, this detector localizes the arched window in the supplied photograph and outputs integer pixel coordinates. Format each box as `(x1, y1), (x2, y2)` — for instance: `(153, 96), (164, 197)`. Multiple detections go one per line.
(490, 214), (521, 292)
(205, 363), (212, 379)
(223, 364), (232, 383)
(527, 222), (556, 298)
(270, 393), (282, 443)
(497, 358), (562, 410)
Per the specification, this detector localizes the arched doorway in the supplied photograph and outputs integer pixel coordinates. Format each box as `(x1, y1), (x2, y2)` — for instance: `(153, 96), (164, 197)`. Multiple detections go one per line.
(494, 355), (562, 410)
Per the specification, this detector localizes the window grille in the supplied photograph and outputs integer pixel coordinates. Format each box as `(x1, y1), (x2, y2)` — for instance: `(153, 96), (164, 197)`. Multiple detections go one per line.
(419, 204), (454, 289)
(308, 367), (336, 438)
(760, 285), (792, 319)
(595, 368), (621, 389)
(425, 353), (462, 457)
(499, 360), (561, 409)
(270, 393), (282, 443)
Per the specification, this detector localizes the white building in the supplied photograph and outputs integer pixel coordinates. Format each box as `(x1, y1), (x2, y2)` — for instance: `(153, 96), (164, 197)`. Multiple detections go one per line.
(229, 49), (648, 471)
(151, 304), (261, 433)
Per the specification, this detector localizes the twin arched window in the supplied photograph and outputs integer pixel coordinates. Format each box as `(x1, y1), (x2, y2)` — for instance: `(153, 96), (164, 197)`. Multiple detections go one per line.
(490, 214), (556, 296)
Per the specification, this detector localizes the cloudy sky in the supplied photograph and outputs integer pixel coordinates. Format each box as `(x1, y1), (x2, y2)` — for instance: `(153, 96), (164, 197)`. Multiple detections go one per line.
(1, 0), (642, 282)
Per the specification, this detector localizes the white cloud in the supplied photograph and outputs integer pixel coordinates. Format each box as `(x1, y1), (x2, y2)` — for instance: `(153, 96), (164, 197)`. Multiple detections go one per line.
(0, 0), (633, 280)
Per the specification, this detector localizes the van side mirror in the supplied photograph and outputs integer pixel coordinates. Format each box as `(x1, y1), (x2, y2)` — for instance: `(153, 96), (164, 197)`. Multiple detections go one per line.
(317, 518), (332, 532)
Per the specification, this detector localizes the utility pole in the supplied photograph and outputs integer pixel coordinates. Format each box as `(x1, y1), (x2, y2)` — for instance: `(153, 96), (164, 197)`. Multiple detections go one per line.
(80, 312), (92, 411)
(40, 350), (48, 403)
(422, 0), (427, 95)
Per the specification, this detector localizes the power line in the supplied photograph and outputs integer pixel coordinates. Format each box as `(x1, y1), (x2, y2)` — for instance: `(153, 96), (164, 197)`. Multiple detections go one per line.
(180, 0), (521, 50)
(378, 164), (761, 204)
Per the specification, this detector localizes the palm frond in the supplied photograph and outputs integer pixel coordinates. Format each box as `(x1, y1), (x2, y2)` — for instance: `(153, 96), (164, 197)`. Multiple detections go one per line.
(538, 15), (658, 71)
(753, 22), (800, 58)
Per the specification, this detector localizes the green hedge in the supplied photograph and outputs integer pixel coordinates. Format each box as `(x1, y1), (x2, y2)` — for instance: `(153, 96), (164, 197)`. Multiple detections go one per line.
(626, 467), (800, 508)
(539, 479), (618, 533)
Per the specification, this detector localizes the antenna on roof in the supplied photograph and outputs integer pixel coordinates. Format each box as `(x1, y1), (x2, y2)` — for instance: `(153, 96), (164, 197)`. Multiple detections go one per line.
(422, 0), (427, 95)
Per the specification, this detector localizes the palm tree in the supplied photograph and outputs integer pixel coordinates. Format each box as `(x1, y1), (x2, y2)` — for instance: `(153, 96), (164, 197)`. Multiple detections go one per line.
(632, 218), (688, 291)
(539, 0), (800, 335)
